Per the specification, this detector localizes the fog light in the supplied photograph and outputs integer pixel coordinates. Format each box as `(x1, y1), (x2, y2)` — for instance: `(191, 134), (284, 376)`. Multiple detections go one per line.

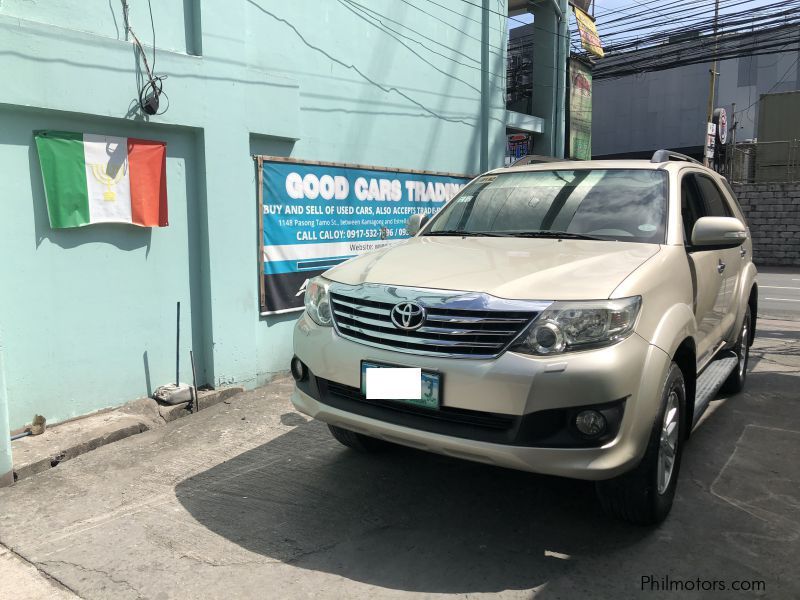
(575, 410), (606, 437)
(290, 357), (307, 381)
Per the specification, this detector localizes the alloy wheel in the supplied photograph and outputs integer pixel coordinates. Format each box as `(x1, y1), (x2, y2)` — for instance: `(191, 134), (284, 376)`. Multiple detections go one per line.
(738, 319), (749, 378)
(657, 390), (680, 495)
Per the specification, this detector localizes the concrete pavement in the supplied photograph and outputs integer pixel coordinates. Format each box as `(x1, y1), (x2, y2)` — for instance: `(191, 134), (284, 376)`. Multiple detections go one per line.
(0, 546), (76, 600)
(9, 387), (244, 484)
(1, 321), (799, 599)
(758, 268), (800, 321)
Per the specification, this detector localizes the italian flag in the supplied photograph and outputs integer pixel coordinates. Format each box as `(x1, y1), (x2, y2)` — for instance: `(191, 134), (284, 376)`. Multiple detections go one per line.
(35, 131), (168, 228)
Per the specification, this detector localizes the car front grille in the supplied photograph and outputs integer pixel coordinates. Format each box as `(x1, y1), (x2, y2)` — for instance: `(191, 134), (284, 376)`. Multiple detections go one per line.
(329, 290), (539, 358)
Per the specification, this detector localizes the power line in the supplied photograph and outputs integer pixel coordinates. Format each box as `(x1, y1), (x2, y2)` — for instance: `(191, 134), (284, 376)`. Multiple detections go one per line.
(596, 44), (800, 80)
(596, 0), (799, 48)
(448, 0), (535, 27)
(590, 0), (785, 50)
(598, 5), (800, 54)
(607, 0), (799, 39)
(246, 0), (551, 125)
(578, 0), (800, 74)
(441, 0), (573, 40)
(594, 21), (800, 72)
(337, 0), (496, 86)
(394, 0), (501, 48)
(343, 0), (484, 63)
(594, 0), (677, 18)
(594, 0), (795, 41)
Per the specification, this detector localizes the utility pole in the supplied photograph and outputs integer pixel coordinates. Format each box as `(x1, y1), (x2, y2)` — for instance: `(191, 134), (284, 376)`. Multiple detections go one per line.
(480, 0), (489, 171)
(704, 0), (720, 168)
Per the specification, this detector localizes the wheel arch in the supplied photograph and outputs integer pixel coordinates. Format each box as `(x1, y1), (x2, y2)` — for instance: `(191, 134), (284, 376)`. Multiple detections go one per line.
(748, 283), (758, 346)
(672, 337), (697, 439)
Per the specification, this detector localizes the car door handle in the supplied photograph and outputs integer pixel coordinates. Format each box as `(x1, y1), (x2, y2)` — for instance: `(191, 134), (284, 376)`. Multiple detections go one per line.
(717, 259), (726, 274)
(740, 247), (747, 258)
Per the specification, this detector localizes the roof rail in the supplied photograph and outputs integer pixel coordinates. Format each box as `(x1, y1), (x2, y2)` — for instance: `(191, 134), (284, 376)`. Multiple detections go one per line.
(651, 149), (702, 165)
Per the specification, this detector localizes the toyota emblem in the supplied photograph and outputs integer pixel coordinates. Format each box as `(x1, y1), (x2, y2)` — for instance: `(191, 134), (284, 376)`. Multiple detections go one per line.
(390, 302), (426, 330)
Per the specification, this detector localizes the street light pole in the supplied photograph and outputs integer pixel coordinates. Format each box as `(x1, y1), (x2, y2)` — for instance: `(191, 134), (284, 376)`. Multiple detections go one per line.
(704, 0), (720, 168)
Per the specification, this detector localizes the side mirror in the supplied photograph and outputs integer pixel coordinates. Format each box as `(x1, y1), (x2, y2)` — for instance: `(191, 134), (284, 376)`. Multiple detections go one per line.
(691, 216), (747, 249)
(406, 213), (429, 236)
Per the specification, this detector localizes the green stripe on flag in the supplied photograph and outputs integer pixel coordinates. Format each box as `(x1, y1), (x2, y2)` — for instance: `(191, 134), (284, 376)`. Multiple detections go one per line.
(35, 131), (91, 228)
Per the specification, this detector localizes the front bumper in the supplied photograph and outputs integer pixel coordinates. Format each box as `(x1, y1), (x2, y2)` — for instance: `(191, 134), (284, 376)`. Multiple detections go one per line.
(292, 313), (671, 480)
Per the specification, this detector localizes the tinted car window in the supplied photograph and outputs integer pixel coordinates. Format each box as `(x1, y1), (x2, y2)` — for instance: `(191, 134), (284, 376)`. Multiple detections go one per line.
(680, 175), (704, 244)
(695, 175), (732, 218)
(427, 169), (668, 244)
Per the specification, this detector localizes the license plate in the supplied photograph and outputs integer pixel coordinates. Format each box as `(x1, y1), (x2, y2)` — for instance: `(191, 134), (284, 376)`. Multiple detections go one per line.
(361, 361), (441, 410)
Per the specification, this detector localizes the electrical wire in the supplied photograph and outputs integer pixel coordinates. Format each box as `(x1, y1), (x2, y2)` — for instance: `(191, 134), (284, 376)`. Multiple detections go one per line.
(601, 14), (800, 58)
(588, 0), (788, 52)
(122, 0), (168, 116)
(594, 0), (674, 19)
(567, 0), (792, 66)
(598, 0), (800, 48)
(147, 0), (156, 72)
(435, 0), (572, 40)
(592, 0), (793, 45)
(580, 0), (800, 80)
(593, 23), (800, 79)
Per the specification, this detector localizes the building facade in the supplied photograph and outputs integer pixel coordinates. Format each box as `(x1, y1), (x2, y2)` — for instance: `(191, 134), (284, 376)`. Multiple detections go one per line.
(591, 26), (800, 159)
(505, 1), (570, 160)
(0, 0), (568, 483)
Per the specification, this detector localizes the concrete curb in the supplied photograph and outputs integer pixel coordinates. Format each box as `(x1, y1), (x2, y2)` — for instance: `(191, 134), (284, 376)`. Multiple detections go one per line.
(8, 387), (245, 484)
(158, 386), (244, 423)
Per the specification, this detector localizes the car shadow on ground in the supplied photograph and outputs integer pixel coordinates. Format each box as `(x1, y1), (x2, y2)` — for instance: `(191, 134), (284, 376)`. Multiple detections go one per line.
(171, 323), (800, 596)
(174, 419), (653, 595)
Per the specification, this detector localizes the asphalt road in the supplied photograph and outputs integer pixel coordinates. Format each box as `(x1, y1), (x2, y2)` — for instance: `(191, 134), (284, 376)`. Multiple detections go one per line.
(1, 321), (799, 599)
(758, 267), (800, 321)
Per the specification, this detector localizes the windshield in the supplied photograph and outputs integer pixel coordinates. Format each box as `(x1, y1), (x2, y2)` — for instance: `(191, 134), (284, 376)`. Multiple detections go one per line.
(425, 169), (668, 244)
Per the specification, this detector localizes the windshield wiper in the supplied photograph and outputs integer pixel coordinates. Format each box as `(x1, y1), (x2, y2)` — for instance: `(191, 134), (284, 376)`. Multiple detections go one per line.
(425, 230), (507, 237)
(503, 231), (606, 241)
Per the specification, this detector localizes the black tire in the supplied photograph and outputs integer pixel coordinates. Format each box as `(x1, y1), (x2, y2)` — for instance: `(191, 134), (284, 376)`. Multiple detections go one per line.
(720, 306), (751, 395)
(595, 362), (686, 525)
(328, 424), (391, 452)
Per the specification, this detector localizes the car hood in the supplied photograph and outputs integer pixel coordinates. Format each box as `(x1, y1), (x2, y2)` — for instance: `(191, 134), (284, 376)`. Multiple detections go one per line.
(324, 236), (660, 300)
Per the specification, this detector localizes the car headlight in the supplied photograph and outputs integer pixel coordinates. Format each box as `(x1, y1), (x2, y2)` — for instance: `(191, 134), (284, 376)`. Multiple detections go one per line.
(511, 296), (641, 355)
(304, 276), (333, 326)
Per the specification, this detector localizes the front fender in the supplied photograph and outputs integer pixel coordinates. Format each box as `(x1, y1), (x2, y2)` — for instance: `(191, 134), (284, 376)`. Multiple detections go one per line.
(646, 302), (697, 359)
(732, 262), (758, 344)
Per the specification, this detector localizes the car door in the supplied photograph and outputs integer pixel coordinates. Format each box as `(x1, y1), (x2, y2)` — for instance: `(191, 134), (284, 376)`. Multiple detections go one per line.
(680, 172), (727, 367)
(693, 174), (741, 340)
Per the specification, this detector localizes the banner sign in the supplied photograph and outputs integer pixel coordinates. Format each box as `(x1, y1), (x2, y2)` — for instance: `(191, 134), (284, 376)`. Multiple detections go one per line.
(705, 122), (717, 159)
(257, 157), (470, 314)
(568, 59), (593, 161)
(574, 7), (604, 58)
(569, 0), (593, 12)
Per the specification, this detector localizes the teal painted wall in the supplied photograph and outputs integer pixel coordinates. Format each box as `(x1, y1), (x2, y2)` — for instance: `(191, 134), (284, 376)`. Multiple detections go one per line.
(0, 341), (11, 482)
(0, 0), (512, 433)
(0, 108), (206, 429)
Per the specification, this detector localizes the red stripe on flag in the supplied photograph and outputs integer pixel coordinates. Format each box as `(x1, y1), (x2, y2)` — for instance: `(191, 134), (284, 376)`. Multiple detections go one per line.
(128, 138), (168, 227)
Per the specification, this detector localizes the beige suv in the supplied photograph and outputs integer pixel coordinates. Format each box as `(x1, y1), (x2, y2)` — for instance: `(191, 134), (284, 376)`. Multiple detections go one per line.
(290, 151), (757, 524)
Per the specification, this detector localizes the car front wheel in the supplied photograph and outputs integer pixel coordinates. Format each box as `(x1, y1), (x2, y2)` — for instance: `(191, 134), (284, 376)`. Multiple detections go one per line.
(721, 305), (751, 395)
(595, 362), (686, 525)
